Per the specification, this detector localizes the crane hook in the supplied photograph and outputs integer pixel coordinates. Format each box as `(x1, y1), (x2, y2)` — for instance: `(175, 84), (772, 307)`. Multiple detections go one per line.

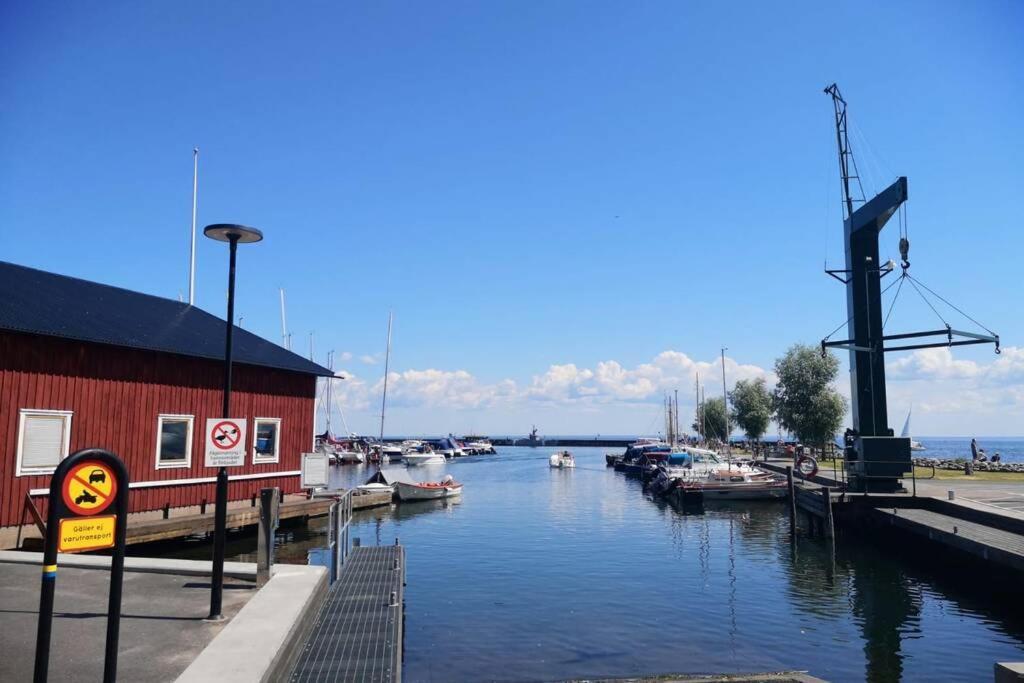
(899, 237), (910, 272)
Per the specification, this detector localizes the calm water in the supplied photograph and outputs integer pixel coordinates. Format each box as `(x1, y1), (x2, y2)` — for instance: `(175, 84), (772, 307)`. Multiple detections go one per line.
(913, 436), (1024, 462)
(189, 446), (1024, 682)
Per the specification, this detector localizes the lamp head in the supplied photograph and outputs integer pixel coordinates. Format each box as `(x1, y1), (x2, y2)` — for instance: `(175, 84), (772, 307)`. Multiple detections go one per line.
(203, 224), (263, 244)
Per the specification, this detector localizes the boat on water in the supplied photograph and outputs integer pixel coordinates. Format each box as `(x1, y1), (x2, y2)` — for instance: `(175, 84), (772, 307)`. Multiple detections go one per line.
(427, 437), (464, 459)
(395, 474), (463, 501)
(460, 435), (496, 455)
(315, 431), (367, 464)
(613, 441), (672, 475)
(549, 451), (575, 468)
(404, 453), (446, 466)
(357, 470), (395, 495)
(647, 448), (784, 501)
(606, 438), (662, 466)
(901, 407), (926, 451)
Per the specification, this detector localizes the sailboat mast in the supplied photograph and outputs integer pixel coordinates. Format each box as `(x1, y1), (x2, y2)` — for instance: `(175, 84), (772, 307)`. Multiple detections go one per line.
(379, 311), (393, 444)
(325, 350), (333, 434)
(721, 347), (730, 462)
(674, 389), (680, 444)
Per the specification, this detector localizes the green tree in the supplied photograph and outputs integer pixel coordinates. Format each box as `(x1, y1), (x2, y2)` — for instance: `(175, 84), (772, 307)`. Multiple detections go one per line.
(773, 343), (847, 452)
(693, 396), (729, 443)
(729, 378), (773, 442)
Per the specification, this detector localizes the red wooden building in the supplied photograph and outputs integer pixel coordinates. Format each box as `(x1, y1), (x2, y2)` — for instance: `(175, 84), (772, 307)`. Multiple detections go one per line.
(0, 261), (332, 530)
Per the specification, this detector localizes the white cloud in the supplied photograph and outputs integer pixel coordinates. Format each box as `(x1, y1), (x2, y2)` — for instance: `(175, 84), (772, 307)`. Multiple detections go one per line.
(884, 346), (1024, 432)
(372, 369), (518, 410)
(359, 354), (379, 365)
(338, 351), (353, 362)
(316, 346), (1024, 436)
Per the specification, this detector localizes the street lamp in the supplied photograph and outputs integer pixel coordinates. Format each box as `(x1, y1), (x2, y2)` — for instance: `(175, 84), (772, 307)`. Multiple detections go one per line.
(204, 223), (262, 620)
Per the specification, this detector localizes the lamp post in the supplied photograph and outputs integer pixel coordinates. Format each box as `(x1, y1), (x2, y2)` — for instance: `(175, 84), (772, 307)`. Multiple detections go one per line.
(204, 223), (263, 620)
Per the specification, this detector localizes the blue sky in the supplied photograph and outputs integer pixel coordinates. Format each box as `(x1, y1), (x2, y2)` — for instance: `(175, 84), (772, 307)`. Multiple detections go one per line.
(2, 1), (1022, 436)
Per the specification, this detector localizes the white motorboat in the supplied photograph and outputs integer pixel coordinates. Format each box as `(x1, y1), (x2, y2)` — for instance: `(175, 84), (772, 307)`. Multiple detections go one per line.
(403, 452), (447, 466)
(403, 443), (447, 466)
(395, 474), (463, 501)
(649, 447), (784, 500)
(696, 468), (788, 500)
(461, 436), (495, 455)
(382, 443), (404, 458)
(549, 451), (575, 468)
(335, 450), (365, 464)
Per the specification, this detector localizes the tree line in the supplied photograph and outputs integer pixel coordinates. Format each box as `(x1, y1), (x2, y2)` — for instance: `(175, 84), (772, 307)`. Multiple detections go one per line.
(692, 343), (847, 452)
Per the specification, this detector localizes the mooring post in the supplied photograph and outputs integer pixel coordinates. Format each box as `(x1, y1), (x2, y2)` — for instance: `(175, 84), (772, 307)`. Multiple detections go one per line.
(787, 466), (796, 537)
(256, 487), (280, 587)
(162, 503), (170, 520)
(822, 486), (834, 539)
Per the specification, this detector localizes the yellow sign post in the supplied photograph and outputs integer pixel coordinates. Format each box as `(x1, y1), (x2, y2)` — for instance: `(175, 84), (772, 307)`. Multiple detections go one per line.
(58, 515), (117, 553)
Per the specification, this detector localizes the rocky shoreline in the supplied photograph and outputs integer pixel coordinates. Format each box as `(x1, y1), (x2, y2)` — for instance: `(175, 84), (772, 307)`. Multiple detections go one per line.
(913, 457), (1024, 473)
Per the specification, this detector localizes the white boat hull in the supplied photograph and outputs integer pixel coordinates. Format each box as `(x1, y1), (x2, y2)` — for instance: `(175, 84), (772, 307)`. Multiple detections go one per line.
(698, 484), (788, 500)
(403, 453), (447, 466)
(335, 451), (365, 464)
(549, 453), (575, 468)
(395, 481), (463, 501)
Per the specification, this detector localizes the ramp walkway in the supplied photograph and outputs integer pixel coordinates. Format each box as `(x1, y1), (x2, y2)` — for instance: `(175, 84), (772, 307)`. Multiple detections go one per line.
(291, 544), (405, 682)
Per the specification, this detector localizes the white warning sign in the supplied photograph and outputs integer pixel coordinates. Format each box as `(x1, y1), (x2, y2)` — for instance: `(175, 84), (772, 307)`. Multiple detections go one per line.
(205, 418), (247, 467)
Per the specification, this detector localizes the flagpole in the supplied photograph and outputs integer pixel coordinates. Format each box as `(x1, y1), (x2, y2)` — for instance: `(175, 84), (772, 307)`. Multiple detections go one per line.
(188, 147), (199, 305)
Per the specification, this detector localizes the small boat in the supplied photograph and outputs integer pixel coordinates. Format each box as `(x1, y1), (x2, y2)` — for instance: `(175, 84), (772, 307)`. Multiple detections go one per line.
(335, 449), (365, 464)
(696, 468), (788, 500)
(395, 474), (463, 501)
(648, 448), (785, 501)
(403, 443), (447, 466)
(549, 451), (575, 468)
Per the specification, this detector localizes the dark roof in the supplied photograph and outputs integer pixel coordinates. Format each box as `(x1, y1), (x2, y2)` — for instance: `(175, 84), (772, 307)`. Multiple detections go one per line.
(0, 261), (333, 377)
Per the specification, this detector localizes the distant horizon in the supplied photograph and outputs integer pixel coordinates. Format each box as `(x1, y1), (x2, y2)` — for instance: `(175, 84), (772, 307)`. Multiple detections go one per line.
(370, 432), (1024, 440)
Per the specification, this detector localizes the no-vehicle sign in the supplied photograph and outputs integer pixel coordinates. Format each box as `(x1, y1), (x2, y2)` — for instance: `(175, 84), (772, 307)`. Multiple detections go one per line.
(205, 418), (247, 467)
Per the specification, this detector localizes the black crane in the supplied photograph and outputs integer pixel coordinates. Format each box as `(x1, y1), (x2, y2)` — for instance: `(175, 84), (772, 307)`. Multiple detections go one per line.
(821, 84), (999, 492)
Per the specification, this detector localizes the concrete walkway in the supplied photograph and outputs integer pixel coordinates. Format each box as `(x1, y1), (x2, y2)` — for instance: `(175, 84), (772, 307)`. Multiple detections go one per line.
(0, 560), (254, 682)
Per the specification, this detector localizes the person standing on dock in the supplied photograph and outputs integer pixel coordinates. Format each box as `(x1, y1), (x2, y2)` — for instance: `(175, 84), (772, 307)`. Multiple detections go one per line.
(971, 438), (979, 461)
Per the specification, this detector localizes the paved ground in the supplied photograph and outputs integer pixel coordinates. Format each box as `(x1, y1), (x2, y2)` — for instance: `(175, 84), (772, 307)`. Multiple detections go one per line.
(0, 561), (254, 682)
(916, 479), (1024, 516)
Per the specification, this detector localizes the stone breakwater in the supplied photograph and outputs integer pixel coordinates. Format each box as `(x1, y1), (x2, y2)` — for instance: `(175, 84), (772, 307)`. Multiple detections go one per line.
(913, 457), (1024, 473)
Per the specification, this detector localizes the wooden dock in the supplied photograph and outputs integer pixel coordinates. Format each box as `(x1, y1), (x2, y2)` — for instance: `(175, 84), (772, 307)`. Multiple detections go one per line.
(10, 489), (394, 550)
(871, 506), (1024, 572)
(291, 544), (405, 683)
(126, 498), (334, 545)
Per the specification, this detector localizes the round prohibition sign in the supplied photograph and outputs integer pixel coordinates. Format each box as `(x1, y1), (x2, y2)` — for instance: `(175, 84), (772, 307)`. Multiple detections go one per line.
(212, 420), (242, 450)
(61, 460), (118, 516)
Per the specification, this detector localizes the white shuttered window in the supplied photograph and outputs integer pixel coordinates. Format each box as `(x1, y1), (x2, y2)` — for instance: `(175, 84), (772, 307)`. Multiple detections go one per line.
(16, 410), (73, 475)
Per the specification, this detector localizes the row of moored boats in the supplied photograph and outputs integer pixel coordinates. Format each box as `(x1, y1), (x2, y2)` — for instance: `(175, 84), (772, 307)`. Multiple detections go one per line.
(606, 439), (787, 505)
(316, 433), (496, 466)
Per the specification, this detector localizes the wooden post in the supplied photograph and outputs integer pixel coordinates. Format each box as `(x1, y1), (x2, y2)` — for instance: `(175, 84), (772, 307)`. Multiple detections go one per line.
(16, 494), (47, 549)
(822, 486), (834, 539)
(256, 487), (281, 587)
(787, 466), (796, 537)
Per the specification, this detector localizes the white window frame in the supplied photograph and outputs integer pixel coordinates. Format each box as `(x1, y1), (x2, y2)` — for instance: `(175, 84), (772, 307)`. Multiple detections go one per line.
(155, 414), (194, 470)
(252, 417), (282, 464)
(16, 409), (73, 476)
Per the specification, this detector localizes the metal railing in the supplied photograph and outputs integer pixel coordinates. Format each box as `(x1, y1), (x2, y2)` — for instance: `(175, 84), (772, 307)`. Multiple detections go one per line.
(792, 457), (935, 497)
(325, 490), (354, 583)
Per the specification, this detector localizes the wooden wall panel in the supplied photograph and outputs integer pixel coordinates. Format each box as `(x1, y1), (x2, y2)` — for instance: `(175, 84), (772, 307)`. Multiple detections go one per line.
(0, 331), (317, 528)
